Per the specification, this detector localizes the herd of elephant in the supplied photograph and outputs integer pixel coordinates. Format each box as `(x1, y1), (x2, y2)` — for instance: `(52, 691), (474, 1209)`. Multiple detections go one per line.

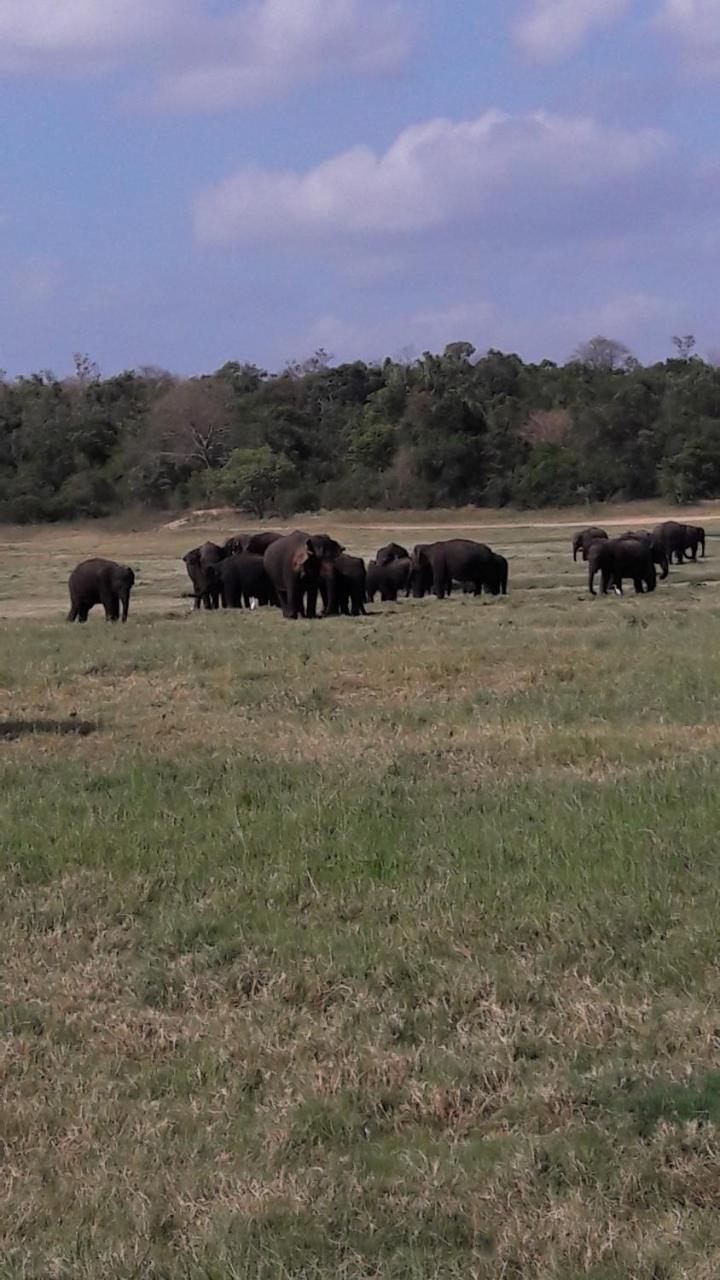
(573, 519), (706, 595)
(64, 531), (507, 623)
(180, 530), (509, 619)
(63, 518), (707, 623)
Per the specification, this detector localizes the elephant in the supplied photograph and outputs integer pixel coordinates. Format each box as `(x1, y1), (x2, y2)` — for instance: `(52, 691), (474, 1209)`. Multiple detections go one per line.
(686, 524), (706, 560)
(620, 530), (669, 579)
(653, 521), (706, 564)
(484, 551), (509, 595)
(183, 540), (228, 610)
(588, 536), (656, 595)
(67, 558), (135, 622)
(246, 531), (283, 556)
(375, 542), (410, 568)
(222, 534), (247, 556)
(264, 531), (344, 619)
(411, 539), (503, 599)
(366, 556), (412, 602)
(320, 553), (367, 616)
(215, 553), (276, 608)
(572, 526), (609, 561)
(408, 543), (435, 597)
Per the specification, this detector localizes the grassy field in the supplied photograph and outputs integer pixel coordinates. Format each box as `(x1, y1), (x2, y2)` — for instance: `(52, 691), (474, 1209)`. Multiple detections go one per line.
(2, 508), (720, 1278)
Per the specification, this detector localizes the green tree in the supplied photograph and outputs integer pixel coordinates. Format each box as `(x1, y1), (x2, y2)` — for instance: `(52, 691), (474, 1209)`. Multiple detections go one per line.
(215, 447), (296, 518)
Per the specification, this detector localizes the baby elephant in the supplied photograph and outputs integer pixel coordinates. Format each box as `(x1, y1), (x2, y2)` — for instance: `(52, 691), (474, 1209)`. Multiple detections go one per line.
(67, 558), (135, 622)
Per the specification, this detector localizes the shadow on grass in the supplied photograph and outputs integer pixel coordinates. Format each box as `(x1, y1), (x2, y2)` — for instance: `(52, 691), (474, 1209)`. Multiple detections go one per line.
(0, 717), (99, 738)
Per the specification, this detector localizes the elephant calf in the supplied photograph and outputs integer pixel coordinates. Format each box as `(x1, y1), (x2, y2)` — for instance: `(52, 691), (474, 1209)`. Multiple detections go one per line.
(215, 552), (276, 608)
(367, 556), (412, 602)
(321, 553), (367, 616)
(68, 558), (135, 622)
(588, 537), (656, 596)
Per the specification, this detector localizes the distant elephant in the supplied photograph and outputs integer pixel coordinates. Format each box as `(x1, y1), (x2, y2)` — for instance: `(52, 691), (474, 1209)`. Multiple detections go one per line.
(183, 541), (228, 610)
(411, 539), (501, 599)
(67, 558), (135, 622)
(264, 530), (344, 619)
(588, 536), (656, 595)
(246, 531), (283, 556)
(572, 526), (608, 561)
(620, 530), (669, 579)
(366, 556), (412, 602)
(684, 523), (706, 560)
(376, 542), (410, 568)
(321, 553), (367, 616)
(653, 520), (705, 564)
(215, 553), (276, 608)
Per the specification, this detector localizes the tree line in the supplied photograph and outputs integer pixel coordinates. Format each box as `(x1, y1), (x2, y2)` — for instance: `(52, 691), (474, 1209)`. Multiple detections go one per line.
(1, 335), (719, 523)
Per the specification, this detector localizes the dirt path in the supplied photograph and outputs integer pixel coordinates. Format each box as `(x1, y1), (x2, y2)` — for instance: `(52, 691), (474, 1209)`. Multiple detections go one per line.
(164, 509), (719, 536)
(301, 515), (720, 533)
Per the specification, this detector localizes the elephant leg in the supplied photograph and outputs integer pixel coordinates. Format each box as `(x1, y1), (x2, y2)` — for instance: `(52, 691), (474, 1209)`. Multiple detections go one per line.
(67, 604), (78, 622)
(102, 588), (119, 621)
(286, 579), (304, 619)
(78, 606), (89, 622)
(120, 591), (130, 622)
(277, 587), (294, 618)
(632, 575), (644, 593)
(305, 583), (318, 620)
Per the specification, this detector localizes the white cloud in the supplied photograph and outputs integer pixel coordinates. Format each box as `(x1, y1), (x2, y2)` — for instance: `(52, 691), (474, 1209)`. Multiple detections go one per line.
(148, 0), (412, 112)
(655, 0), (720, 77)
(194, 110), (672, 245)
(0, 0), (412, 106)
(514, 0), (635, 60)
(0, 0), (177, 71)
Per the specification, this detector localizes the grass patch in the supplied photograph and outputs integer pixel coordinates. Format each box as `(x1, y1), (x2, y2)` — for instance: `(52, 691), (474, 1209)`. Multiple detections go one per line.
(1, 514), (720, 1276)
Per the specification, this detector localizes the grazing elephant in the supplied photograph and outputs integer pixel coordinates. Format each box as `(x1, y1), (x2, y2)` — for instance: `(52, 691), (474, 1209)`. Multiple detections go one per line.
(652, 520), (705, 564)
(215, 553), (276, 608)
(572, 526), (609, 561)
(246, 531), (283, 556)
(183, 540), (228, 610)
(588, 536), (656, 595)
(484, 550), (509, 595)
(411, 539), (501, 599)
(376, 541), (410, 568)
(320, 553), (367, 616)
(67, 558), (135, 622)
(366, 556), (412, 602)
(264, 531), (344, 619)
(620, 530), (669, 579)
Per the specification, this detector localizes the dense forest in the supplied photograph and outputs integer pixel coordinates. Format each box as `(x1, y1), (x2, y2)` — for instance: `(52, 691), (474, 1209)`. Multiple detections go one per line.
(1, 335), (720, 522)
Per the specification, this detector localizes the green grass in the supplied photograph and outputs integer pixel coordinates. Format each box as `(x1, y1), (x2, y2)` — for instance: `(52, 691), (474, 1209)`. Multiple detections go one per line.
(1, 516), (720, 1276)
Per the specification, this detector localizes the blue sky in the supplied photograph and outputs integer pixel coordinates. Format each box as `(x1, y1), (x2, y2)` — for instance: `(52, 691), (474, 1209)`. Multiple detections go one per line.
(0, 0), (718, 376)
